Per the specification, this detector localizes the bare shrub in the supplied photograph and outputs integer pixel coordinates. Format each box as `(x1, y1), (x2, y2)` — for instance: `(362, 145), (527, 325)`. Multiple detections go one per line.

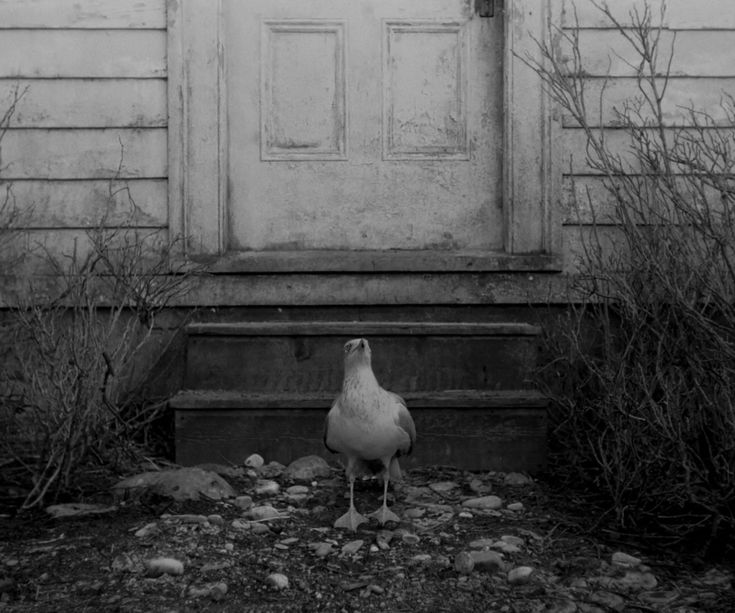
(531, 2), (735, 554)
(0, 84), (31, 272)
(0, 176), (197, 512)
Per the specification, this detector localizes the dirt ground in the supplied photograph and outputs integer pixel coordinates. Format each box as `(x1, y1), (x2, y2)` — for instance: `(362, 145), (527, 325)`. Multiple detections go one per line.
(1, 462), (733, 613)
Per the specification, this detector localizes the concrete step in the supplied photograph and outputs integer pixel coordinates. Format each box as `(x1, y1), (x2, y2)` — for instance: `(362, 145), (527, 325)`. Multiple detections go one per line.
(172, 389), (548, 471)
(183, 321), (542, 393)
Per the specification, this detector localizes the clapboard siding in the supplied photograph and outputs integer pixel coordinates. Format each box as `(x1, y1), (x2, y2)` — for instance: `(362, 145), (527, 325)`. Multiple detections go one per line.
(0, 80), (167, 128)
(563, 0), (735, 29)
(563, 30), (735, 78)
(0, 30), (166, 78)
(563, 78), (735, 128)
(0, 0), (166, 29)
(0, 129), (167, 180)
(12, 227), (169, 276)
(560, 0), (735, 274)
(6, 179), (168, 228)
(560, 127), (735, 175)
(0, 0), (168, 262)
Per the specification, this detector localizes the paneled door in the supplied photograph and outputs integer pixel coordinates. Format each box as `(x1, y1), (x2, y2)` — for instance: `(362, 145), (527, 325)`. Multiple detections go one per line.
(225, 0), (503, 252)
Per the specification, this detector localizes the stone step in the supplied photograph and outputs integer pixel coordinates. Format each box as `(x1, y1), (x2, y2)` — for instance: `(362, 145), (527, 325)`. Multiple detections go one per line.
(172, 389), (548, 471)
(183, 321), (542, 392)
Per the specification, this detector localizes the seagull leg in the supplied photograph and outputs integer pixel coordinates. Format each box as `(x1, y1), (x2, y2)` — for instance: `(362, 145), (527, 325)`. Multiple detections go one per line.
(368, 473), (401, 525)
(334, 475), (368, 532)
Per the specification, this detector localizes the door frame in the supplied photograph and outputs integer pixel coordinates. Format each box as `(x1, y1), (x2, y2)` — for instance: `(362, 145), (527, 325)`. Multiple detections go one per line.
(167, 0), (562, 269)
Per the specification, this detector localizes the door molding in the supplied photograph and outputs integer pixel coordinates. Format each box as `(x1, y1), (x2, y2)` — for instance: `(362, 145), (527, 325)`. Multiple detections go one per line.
(168, 0), (561, 261)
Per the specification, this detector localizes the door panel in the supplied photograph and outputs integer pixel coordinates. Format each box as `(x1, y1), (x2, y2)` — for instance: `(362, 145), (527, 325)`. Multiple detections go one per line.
(225, 0), (503, 251)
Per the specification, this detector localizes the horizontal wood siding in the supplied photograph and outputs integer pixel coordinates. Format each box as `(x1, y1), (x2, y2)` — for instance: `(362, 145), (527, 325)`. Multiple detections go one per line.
(560, 0), (735, 272)
(0, 80), (167, 128)
(0, 0), (166, 28)
(0, 0), (168, 270)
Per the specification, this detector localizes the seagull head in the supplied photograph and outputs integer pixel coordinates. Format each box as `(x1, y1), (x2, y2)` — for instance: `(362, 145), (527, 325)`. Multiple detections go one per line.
(343, 338), (372, 369)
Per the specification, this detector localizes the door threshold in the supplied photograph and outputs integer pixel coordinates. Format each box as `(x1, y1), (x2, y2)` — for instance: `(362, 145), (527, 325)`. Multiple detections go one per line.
(199, 250), (562, 273)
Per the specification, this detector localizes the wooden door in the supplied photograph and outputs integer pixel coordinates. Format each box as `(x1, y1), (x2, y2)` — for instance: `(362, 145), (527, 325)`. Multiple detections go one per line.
(225, 0), (503, 252)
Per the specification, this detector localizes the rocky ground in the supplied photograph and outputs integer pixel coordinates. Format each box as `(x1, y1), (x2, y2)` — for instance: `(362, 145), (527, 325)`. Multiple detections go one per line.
(0, 455), (733, 612)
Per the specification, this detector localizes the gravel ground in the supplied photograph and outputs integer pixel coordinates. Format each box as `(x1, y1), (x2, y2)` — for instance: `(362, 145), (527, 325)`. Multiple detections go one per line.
(1, 460), (733, 612)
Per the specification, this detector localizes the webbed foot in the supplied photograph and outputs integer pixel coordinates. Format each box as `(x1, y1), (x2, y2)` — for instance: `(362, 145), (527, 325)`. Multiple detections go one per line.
(368, 505), (401, 526)
(334, 506), (368, 532)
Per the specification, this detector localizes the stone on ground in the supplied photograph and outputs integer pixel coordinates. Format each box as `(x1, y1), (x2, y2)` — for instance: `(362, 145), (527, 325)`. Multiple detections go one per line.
(461, 495), (503, 510)
(146, 557), (184, 577)
(284, 455), (331, 481)
(113, 467), (235, 501)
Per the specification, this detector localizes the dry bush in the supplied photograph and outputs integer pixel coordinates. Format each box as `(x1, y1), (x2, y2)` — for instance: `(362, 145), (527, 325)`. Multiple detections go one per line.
(0, 84), (31, 272)
(531, 2), (735, 555)
(0, 173), (197, 512)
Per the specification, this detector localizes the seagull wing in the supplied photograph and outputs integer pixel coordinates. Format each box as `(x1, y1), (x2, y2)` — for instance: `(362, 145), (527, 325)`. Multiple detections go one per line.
(323, 395), (342, 454)
(387, 391), (416, 457)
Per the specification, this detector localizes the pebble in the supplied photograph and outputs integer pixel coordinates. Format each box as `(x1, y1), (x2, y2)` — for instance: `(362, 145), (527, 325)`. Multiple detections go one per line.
(507, 566), (534, 585)
(134, 522), (159, 538)
(251, 523), (271, 535)
(231, 519), (251, 531)
(341, 539), (364, 556)
(461, 495), (503, 510)
(207, 514), (224, 526)
(311, 542), (334, 558)
(504, 472), (533, 486)
(468, 478), (491, 494)
(244, 453), (264, 468)
(454, 551), (475, 575)
(286, 485), (309, 496)
(469, 538), (495, 549)
(492, 541), (521, 554)
(458, 511), (473, 519)
(611, 551), (641, 568)
(210, 582), (228, 601)
(636, 590), (680, 606)
(247, 505), (282, 521)
(259, 461), (286, 478)
(165, 513), (209, 525)
(255, 480), (280, 496)
(470, 550), (505, 573)
(507, 502), (524, 512)
(234, 495), (253, 511)
(401, 533), (420, 545)
(429, 481), (459, 493)
(376, 531), (393, 550)
(615, 570), (658, 591)
(589, 590), (624, 610)
(404, 507), (426, 519)
(265, 573), (289, 590)
(410, 554), (432, 565)
(146, 557), (184, 577)
(500, 535), (524, 547)
(189, 581), (228, 601)
(284, 455), (331, 481)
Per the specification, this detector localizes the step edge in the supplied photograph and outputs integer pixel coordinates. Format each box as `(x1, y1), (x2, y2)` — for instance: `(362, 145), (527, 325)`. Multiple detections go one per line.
(186, 321), (542, 337)
(170, 389), (549, 410)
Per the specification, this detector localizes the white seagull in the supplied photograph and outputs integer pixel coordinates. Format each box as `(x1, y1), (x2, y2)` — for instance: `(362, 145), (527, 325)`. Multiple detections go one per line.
(324, 338), (416, 531)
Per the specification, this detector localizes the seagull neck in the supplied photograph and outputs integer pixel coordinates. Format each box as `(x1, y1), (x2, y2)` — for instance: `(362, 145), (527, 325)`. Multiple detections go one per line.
(342, 362), (379, 391)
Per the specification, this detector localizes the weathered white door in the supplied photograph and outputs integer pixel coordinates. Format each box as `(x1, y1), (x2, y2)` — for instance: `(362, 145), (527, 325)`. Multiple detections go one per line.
(225, 0), (503, 251)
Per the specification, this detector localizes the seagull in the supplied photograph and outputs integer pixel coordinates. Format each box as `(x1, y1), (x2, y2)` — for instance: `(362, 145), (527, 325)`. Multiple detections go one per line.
(324, 338), (416, 531)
